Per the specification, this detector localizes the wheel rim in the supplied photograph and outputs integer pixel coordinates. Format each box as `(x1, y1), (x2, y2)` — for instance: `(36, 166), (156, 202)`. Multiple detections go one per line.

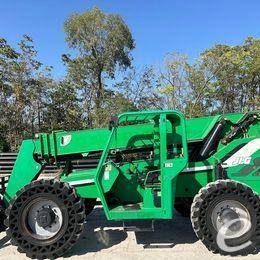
(211, 199), (251, 237)
(23, 198), (63, 240)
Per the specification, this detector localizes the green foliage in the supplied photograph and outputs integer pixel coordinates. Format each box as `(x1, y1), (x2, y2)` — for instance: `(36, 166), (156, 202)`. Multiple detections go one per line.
(0, 134), (9, 152)
(200, 37), (260, 113)
(0, 36), (83, 150)
(0, 7), (259, 151)
(159, 38), (260, 117)
(44, 79), (83, 131)
(116, 66), (163, 110)
(63, 6), (135, 127)
(0, 35), (51, 150)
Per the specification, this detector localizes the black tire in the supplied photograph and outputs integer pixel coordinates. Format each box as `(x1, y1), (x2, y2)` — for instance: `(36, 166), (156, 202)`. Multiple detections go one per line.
(0, 199), (6, 231)
(5, 179), (86, 259)
(0, 176), (9, 231)
(191, 180), (260, 255)
(84, 198), (96, 216)
(174, 198), (193, 217)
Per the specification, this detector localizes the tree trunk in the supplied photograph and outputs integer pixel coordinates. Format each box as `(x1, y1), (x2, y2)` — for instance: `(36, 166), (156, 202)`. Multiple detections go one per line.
(95, 71), (103, 126)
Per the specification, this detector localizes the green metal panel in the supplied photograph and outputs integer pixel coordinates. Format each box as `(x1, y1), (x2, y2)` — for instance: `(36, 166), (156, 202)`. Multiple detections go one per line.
(2, 109), (259, 223)
(92, 110), (189, 220)
(34, 111), (249, 158)
(36, 124), (156, 157)
(159, 113), (188, 218)
(185, 112), (245, 141)
(3, 140), (42, 203)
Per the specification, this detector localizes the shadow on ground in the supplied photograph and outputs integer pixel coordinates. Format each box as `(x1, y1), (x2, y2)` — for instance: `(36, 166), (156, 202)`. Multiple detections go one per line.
(0, 234), (10, 249)
(65, 206), (198, 257)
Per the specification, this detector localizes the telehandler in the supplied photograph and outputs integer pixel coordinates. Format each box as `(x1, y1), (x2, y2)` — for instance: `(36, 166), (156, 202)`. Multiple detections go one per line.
(0, 110), (259, 258)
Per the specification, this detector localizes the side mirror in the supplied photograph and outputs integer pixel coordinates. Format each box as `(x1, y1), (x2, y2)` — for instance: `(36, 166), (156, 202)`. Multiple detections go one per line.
(108, 116), (118, 130)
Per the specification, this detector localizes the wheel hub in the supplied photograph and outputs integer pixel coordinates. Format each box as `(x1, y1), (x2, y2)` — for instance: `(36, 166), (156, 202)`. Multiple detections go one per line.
(25, 198), (63, 240)
(218, 208), (241, 232)
(211, 199), (251, 236)
(36, 207), (56, 228)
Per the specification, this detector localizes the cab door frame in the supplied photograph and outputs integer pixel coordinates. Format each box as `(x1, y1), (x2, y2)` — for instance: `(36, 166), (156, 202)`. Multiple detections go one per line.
(159, 112), (188, 218)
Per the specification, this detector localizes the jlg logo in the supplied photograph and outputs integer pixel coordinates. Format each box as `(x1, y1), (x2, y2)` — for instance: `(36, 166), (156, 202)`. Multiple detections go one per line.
(223, 156), (251, 168)
(229, 156), (251, 166)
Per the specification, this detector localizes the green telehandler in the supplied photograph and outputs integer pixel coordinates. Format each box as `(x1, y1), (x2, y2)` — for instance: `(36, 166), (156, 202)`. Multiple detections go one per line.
(0, 110), (259, 258)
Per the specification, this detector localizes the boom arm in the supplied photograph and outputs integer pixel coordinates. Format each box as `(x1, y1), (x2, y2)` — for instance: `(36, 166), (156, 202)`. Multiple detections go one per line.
(4, 140), (42, 203)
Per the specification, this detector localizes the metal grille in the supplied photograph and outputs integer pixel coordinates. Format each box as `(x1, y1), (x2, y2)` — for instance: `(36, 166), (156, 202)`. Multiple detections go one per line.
(0, 175), (10, 193)
(0, 153), (99, 178)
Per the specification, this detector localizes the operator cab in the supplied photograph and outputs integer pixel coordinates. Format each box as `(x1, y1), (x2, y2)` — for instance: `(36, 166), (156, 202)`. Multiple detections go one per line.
(96, 110), (188, 220)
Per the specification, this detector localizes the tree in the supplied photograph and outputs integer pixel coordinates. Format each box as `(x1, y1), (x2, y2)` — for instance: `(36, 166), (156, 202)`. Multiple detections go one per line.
(44, 79), (83, 131)
(159, 37), (260, 117)
(200, 37), (260, 113)
(64, 7), (135, 127)
(0, 36), (52, 150)
(0, 37), (19, 150)
(158, 53), (209, 117)
(159, 53), (190, 112)
(116, 66), (162, 110)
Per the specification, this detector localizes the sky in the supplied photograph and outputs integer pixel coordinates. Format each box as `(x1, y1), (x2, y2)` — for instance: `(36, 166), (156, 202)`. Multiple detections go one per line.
(1, 0), (259, 78)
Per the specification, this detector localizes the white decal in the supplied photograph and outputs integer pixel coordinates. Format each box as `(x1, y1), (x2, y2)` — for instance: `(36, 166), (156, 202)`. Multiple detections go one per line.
(68, 179), (94, 186)
(223, 138), (260, 168)
(104, 171), (110, 180)
(182, 165), (214, 172)
(61, 135), (72, 146)
(105, 165), (112, 171)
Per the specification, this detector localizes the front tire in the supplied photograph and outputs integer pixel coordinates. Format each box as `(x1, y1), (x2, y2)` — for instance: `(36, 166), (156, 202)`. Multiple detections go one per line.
(5, 179), (86, 259)
(191, 180), (260, 255)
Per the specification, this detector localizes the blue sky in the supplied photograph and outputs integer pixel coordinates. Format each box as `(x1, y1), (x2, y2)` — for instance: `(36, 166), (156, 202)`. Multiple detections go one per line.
(1, 0), (259, 78)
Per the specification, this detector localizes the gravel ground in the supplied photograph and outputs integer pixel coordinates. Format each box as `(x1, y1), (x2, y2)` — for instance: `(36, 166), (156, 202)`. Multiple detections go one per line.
(0, 206), (259, 260)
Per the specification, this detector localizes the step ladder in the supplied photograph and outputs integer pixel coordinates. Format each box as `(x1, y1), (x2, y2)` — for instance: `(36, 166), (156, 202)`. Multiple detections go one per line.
(123, 219), (154, 232)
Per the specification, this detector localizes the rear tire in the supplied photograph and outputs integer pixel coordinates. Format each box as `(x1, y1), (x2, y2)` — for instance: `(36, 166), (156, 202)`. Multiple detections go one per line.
(191, 180), (260, 255)
(5, 179), (86, 259)
(0, 176), (9, 231)
(0, 199), (6, 231)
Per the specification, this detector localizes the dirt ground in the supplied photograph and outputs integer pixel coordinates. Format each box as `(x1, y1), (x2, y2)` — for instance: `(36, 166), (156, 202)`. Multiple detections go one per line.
(0, 206), (259, 260)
